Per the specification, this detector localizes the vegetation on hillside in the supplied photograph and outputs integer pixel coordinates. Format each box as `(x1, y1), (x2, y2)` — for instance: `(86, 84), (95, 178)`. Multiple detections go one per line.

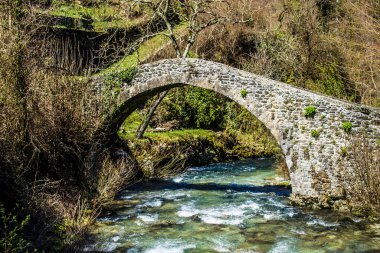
(190, 0), (380, 106)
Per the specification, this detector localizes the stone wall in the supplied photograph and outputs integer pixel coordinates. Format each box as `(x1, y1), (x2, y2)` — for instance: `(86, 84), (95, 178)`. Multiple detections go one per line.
(94, 58), (380, 206)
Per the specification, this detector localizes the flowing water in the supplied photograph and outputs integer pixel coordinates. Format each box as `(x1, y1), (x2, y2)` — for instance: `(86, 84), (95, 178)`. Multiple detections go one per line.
(85, 158), (380, 253)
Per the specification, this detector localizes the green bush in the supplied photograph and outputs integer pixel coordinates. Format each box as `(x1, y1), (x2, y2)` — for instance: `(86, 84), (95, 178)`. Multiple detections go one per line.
(104, 66), (137, 87)
(304, 106), (317, 118)
(316, 62), (356, 102)
(240, 89), (248, 98)
(342, 121), (352, 133)
(0, 203), (36, 253)
(311, 129), (321, 139)
(156, 87), (225, 129)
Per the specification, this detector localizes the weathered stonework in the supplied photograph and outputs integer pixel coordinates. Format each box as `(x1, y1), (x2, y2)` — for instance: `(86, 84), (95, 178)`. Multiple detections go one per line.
(94, 58), (380, 206)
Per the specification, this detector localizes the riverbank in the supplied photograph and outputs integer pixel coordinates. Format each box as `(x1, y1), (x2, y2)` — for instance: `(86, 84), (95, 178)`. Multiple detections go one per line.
(118, 112), (288, 181)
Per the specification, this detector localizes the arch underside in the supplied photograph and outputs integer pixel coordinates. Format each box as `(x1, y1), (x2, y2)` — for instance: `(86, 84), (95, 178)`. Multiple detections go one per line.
(96, 58), (380, 204)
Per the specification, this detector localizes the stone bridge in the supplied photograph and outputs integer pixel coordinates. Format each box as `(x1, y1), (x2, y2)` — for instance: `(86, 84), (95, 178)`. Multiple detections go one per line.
(93, 58), (380, 207)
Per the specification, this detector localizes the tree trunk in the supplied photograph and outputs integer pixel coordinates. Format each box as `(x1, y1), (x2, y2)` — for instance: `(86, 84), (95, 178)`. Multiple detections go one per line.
(135, 90), (169, 139)
(13, 0), (30, 166)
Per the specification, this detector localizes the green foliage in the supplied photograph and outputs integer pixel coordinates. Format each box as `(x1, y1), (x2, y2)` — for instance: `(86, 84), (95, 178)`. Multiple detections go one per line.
(121, 86), (281, 155)
(104, 67), (137, 87)
(156, 87), (225, 129)
(119, 112), (216, 141)
(186, 51), (198, 58)
(342, 121), (353, 133)
(341, 146), (348, 157)
(101, 23), (187, 75)
(103, 67), (137, 114)
(0, 203), (36, 253)
(316, 62), (356, 101)
(183, 88), (223, 128)
(155, 86), (275, 132)
(304, 106), (317, 118)
(311, 129), (321, 139)
(48, 2), (135, 31)
(285, 70), (296, 85)
(240, 89), (248, 98)
(316, 0), (340, 31)
(130, 86), (282, 156)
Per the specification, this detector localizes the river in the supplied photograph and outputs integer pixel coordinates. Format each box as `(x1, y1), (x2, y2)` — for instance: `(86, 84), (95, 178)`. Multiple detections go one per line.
(84, 158), (380, 252)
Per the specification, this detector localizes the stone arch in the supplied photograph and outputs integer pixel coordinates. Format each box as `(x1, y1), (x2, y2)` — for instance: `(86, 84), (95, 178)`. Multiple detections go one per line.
(94, 58), (380, 205)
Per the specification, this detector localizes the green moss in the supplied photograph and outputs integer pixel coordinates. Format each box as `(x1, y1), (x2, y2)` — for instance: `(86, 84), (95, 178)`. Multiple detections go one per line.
(304, 106), (317, 118)
(48, 3), (145, 31)
(104, 66), (137, 87)
(311, 129), (321, 139)
(277, 181), (292, 188)
(241, 89), (248, 98)
(93, 19), (141, 31)
(341, 146), (348, 157)
(101, 67), (137, 116)
(103, 66), (136, 100)
(144, 129), (215, 142)
(341, 121), (352, 133)
(186, 51), (199, 58)
(50, 4), (119, 21)
(100, 23), (187, 74)
(118, 112), (215, 142)
(119, 112), (142, 134)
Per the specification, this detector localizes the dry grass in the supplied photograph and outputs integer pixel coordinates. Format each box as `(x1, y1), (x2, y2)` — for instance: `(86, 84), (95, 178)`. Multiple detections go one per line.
(193, 0), (379, 106)
(342, 136), (380, 216)
(96, 154), (139, 205)
(135, 143), (190, 179)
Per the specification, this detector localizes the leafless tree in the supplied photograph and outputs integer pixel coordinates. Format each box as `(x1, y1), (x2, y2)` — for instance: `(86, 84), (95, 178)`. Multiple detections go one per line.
(129, 0), (252, 138)
(342, 136), (380, 215)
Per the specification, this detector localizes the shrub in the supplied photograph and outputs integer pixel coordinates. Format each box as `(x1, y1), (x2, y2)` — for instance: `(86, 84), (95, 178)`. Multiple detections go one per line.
(0, 203), (36, 253)
(104, 66), (137, 87)
(96, 155), (138, 204)
(342, 122), (352, 132)
(304, 106), (317, 118)
(151, 87), (226, 129)
(53, 196), (100, 247)
(240, 89), (247, 98)
(311, 129), (321, 139)
(316, 62), (355, 101)
(341, 136), (380, 217)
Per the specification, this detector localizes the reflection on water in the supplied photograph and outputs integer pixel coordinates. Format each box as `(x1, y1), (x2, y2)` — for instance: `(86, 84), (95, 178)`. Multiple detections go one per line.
(84, 158), (380, 253)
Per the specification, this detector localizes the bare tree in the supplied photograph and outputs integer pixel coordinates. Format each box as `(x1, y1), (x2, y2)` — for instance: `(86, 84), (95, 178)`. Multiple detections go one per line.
(131, 0), (252, 138)
(341, 136), (380, 214)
